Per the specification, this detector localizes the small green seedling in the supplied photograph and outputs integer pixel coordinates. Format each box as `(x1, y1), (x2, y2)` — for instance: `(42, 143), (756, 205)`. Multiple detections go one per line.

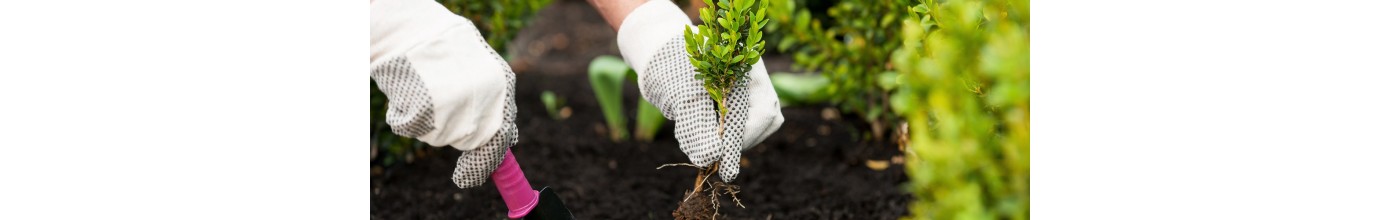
(540, 90), (569, 120)
(683, 0), (768, 124)
(671, 0), (769, 218)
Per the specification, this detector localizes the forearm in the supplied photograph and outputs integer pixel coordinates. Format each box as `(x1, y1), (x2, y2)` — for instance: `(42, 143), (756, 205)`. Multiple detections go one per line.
(586, 0), (648, 30)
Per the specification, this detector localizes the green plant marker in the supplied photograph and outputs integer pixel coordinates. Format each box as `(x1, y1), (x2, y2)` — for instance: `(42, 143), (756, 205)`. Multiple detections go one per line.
(588, 56), (669, 142)
(633, 98), (665, 142)
(588, 56), (632, 141)
(768, 72), (831, 106)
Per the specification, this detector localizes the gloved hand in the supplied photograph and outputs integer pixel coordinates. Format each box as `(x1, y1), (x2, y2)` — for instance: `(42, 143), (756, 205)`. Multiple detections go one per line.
(372, 1), (575, 218)
(616, 0), (785, 182)
(370, 0), (517, 189)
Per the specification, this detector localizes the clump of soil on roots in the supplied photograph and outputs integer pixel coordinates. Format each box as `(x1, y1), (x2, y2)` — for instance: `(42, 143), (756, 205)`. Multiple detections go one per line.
(662, 163), (744, 220)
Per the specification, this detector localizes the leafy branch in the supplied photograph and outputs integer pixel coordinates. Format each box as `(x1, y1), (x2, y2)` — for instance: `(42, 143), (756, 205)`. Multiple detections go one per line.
(683, 0), (769, 122)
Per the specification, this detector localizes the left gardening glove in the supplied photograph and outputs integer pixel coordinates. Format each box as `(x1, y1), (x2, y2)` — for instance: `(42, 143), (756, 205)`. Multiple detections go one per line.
(371, 0), (517, 189)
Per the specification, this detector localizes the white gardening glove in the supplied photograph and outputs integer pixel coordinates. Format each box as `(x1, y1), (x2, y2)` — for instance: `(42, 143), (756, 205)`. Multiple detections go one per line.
(616, 0), (785, 182)
(370, 0), (517, 189)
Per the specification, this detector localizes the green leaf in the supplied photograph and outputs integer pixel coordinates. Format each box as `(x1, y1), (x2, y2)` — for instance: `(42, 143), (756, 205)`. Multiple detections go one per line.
(877, 71), (900, 91)
(755, 7), (767, 22)
(795, 11), (810, 32)
(706, 87), (723, 102)
(684, 26), (697, 54)
(779, 37), (797, 51)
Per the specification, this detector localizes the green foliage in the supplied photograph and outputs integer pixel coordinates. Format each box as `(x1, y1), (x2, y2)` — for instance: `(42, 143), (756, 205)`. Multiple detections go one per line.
(891, 0), (1029, 219)
(767, 0), (911, 141)
(588, 56), (669, 142)
(683, 0), (770, 121)
(372, 0), (551, 165)
(436, 0), (553, 55)
(768, 72), (833, 106)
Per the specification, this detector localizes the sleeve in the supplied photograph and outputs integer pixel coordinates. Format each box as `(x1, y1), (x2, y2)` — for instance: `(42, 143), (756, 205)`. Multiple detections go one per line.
(370, 0), (518, 188)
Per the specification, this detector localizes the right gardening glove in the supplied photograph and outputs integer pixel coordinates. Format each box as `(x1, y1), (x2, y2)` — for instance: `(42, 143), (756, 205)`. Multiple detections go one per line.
(616, 0), (785, 183)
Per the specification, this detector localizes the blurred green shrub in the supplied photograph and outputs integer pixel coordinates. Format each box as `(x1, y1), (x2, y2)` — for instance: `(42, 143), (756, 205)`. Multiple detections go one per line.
(437, 0), (554, 55)
(891, 0), (1029, 219)
(766, 0), (913, 141)
(372, 0), (552, 166)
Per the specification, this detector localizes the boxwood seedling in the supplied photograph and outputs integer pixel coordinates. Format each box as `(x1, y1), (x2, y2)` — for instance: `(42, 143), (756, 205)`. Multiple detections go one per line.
(683, 0), (767, 124)
(669, 0), (769, 218)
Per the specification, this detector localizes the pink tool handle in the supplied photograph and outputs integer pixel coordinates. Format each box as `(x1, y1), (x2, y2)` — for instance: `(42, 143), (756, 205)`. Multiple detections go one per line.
(493, 150), (539, 219)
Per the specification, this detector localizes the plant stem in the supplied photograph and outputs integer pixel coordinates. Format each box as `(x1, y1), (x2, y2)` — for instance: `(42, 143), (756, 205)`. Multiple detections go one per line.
(690, 163), (719, 199)
(716, 94), (728, 137)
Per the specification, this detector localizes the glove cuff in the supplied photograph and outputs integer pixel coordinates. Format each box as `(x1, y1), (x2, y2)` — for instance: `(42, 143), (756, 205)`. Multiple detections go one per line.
(616, 0), (693, 93)
(370, 0), (469, 67)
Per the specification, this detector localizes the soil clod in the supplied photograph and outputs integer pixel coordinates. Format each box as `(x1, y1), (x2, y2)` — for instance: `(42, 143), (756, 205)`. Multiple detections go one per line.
(664, 163), (744, 220)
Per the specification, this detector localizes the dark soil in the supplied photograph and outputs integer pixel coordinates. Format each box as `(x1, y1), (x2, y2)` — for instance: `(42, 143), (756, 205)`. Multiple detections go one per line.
(673, 185), (717, 220)
(371, 1), (909, 219)
(669, 165), (733, 220)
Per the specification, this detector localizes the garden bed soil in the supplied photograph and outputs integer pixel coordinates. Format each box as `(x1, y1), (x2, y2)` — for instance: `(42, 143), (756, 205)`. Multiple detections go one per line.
(371, 1), (909, 219)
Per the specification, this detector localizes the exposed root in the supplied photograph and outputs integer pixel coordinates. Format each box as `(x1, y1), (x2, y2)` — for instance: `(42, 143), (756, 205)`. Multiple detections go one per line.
(661, 163), (746, 219)
(714, 180), (745, 208)
(656, 163), (707, 170)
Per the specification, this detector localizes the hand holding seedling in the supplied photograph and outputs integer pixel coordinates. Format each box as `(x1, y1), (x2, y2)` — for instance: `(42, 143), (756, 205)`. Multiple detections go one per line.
(374, 0), (782, 218)
(592, 0), (778, 218)
(679, 0), (767, 177)
(683, 0), (767, 122)
(675, 0), (768, 217)
(599, 0), (783, 185)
